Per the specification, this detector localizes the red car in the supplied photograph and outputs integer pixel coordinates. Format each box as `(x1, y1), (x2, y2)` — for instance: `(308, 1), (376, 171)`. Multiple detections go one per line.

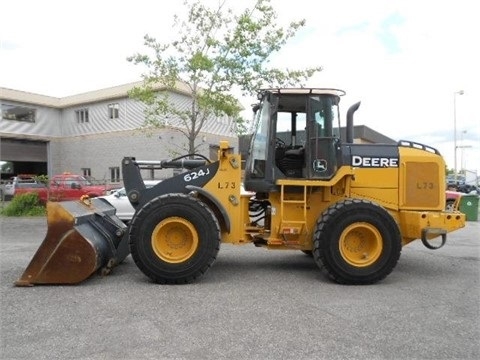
(15, 173), (116, 203)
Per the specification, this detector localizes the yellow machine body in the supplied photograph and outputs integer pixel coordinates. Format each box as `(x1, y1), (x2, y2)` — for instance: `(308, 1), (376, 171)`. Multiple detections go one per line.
(237, 145), (464, 251)
(15, 88), (466, 286)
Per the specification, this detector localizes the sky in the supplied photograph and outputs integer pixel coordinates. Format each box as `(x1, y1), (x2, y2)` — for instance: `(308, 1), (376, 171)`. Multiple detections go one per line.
(1, 0), (479, 177)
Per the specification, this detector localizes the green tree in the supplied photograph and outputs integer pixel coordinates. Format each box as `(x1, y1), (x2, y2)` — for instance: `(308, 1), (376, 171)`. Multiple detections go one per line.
(128, 0), (321, 155)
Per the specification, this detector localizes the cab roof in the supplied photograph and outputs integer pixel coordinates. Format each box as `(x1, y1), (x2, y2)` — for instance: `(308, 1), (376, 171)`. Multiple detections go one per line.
(261, 88), (346, 97)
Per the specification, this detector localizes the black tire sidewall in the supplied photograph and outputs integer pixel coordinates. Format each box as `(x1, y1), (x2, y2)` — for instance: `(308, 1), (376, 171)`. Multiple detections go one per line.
(129, 194), (220, 283)
(315, 200), (401, 284)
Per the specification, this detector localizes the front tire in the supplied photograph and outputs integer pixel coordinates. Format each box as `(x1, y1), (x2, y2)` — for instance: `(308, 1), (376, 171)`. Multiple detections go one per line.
(129, 194), (220, 284)
(313, 199), (401, 285)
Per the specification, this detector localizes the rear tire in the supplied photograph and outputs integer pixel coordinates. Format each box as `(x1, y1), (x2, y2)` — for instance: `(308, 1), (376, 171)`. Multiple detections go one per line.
(313, 199), (401, 285)
(129, 194), (220, 284)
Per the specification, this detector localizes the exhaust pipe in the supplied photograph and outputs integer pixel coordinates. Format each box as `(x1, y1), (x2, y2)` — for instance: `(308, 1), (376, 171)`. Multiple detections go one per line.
(346, 101), (361, 143)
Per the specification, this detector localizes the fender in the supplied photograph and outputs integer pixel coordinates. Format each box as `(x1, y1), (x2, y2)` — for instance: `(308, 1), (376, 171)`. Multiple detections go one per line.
(185, 185), (231, 233)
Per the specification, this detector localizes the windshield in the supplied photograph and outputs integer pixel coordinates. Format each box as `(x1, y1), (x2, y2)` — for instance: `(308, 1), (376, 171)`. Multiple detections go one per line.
(116, 188), (127, 196)
(78, 176), (93, 186)
(247, 97), (270, 178)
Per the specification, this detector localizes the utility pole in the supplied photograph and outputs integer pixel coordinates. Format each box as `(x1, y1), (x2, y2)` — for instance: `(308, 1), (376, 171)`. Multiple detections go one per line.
(453, 90), (464, 185)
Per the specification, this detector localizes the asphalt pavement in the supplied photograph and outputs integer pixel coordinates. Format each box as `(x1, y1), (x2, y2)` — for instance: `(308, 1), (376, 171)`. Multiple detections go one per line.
(0, 216), (479, 360)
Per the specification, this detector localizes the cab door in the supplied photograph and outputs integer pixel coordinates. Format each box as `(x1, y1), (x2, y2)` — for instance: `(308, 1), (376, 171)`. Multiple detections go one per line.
(305, 95), (342, 179)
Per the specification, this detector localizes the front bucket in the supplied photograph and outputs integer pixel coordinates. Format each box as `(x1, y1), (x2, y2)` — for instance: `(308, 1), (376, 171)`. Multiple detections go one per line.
(15, 197), (129, 286)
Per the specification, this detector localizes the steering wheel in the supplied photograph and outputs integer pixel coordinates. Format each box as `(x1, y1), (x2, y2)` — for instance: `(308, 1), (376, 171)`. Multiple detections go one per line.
(275, 137), (286, 148)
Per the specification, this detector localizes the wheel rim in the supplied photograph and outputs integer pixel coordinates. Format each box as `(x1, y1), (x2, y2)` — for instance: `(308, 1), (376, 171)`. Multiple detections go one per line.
(151, 217), (199, 263)
(339, 222), (383, 267)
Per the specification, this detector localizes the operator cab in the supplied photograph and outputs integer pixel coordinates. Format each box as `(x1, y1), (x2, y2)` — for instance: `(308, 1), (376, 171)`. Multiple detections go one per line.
(244, 88), (346, 193)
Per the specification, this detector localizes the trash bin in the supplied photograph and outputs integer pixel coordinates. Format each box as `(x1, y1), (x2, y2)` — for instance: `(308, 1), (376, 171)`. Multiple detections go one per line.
(459, 194), (479, 221)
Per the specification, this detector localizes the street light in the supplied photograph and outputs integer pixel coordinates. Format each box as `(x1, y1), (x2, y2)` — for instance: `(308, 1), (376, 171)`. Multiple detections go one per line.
(453, 90), (464, 184)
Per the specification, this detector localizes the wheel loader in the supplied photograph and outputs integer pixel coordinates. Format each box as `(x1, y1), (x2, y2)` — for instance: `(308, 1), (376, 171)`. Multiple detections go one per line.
(15, 88), (466, 286)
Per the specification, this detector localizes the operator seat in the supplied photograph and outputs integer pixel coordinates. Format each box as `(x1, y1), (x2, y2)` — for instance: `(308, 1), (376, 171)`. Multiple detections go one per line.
(277, 146), (304, 178)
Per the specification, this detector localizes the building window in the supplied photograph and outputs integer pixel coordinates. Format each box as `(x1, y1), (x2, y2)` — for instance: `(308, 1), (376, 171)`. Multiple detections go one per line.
(81, 168), (91, 177)
(173, 168), (183, 176)
(109, 167), (120, 183)
(1, 104), (36, 123)
(75, 108), (89, 123)
(108, 103), (119, 119)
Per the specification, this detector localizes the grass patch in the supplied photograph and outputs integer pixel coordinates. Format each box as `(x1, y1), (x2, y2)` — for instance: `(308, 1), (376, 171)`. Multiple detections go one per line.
(0, 193), (46, 216)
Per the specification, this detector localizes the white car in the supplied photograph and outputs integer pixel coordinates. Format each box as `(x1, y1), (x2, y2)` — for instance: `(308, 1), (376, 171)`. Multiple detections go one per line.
(99, 180), (161, 221)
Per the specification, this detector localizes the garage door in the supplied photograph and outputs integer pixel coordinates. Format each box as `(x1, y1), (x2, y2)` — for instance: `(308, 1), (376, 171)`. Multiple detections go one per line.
(0, 138), (48, 162)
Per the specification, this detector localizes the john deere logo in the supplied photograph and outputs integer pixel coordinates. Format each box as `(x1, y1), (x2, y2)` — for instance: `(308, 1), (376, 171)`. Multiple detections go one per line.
(313, 159), (327, 172)
(352, 155), (399, 168)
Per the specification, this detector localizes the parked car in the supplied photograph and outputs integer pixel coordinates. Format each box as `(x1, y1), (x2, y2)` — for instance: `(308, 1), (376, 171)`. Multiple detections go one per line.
(14, 173), (116, 203)
(446, 174), (466, 187)
(2, 175), (45, 200)
(98, 180), (162, 222)
(457, 184), (479, 194)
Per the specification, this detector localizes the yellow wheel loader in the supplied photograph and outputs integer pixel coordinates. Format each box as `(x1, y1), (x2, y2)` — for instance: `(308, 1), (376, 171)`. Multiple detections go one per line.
(15, 88), (466, 286)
